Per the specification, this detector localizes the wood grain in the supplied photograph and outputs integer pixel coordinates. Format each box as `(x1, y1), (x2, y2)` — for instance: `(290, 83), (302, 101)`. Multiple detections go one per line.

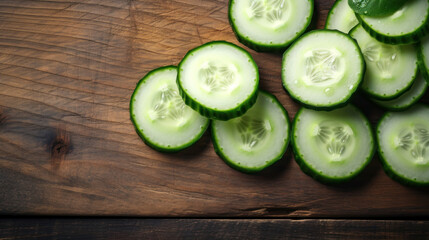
(1, 218), (429, 240)
(0, 0), (428, 217)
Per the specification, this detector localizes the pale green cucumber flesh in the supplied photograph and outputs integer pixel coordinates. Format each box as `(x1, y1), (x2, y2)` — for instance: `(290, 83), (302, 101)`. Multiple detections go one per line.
(229, 0), (314, 52)
(371, 73), (428, 111)
(130, 66), (210, 152)
(212, 91), (290, 173)
(325, 0), (358, 33)
(282, 30), (364, 109)
(377, 104), (429, 186)
(292, 104), (374, 183)
(350, 24), (418, 100)
(178, 41), (259, 120)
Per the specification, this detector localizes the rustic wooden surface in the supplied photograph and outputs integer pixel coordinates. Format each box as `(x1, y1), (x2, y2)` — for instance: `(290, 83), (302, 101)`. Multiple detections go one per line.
(0, 0), (428, 218)
(1, 218), (429, 240)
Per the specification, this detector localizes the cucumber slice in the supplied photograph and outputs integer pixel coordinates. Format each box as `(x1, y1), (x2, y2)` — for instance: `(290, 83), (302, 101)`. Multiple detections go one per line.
(228, 0), (313, 52)
(292, 105), (375, 183)
(377, 104), (429, 186)
(325, 0), (358, 33)
(356, 0), (429, 44)
(212, 91), (290, 173)
(349, 24), (418, 100)
(130, 66), (210, 152)
(282, 30), (364, 109)
(418, 35), (429, 83)
(178, 41), (259, 120)
(348, 0), (406, 17)
(371, 73), (428, 111)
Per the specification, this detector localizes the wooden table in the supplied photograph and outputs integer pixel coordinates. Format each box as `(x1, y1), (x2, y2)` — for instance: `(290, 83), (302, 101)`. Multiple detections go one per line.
(0, 0), (428, 238)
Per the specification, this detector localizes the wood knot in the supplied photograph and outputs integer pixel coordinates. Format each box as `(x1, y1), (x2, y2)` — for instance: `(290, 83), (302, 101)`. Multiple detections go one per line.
(50, 127), (71, 170)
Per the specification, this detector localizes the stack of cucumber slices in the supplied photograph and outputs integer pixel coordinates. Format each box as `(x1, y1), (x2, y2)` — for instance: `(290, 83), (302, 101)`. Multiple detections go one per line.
(130, 0), (429, 186)
(130, 41), (291, 173)
(319, 0), (429, 185)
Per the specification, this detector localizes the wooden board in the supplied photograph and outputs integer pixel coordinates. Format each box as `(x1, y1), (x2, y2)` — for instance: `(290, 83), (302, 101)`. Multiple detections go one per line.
(1, 218), (429, 239)
(0, 0), (428, 217)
